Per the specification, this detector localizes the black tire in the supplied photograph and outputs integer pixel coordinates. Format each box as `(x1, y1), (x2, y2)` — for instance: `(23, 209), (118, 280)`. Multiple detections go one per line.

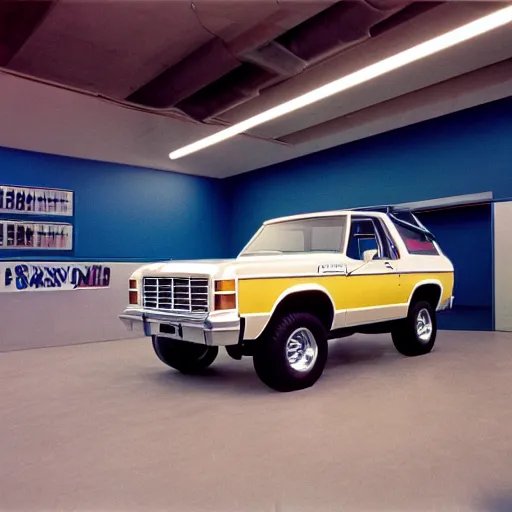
(253, 312), (328, 392)
(392, 300), (437, 357)
(152, 336), (218, 374)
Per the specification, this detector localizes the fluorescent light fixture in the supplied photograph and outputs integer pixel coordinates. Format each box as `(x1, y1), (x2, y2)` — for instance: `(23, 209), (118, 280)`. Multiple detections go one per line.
(170, 5), (512, 160)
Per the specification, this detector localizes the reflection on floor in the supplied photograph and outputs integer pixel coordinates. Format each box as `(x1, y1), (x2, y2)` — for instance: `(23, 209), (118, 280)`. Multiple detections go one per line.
(1, 331), (512, 512)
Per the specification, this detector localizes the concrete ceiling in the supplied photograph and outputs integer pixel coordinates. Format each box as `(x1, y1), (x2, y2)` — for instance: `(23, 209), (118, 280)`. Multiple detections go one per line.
(0, 0), (511, 178)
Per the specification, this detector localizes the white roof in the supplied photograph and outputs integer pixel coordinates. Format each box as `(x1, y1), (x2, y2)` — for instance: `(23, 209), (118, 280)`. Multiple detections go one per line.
(264, 210), (387, 225)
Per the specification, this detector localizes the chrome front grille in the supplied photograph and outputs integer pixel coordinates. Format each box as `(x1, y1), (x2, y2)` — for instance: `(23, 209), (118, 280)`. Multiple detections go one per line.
(143, 277), (209, 313)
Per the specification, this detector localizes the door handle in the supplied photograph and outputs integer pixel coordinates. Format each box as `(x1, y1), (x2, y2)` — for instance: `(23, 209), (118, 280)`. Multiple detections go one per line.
(385, 261), (395, 271)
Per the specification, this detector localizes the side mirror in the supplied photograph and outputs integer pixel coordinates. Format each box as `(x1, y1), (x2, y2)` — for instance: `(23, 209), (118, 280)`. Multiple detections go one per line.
(363, 249), (378, 262)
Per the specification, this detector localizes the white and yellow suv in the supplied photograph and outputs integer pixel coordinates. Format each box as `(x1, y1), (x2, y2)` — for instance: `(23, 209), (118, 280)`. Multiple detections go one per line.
(120, 207), (454, 392)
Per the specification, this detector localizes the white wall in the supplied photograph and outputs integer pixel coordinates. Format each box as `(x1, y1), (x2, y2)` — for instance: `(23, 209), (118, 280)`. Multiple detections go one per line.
(0, 262), (142, 352)
(494, 202), (512, 331)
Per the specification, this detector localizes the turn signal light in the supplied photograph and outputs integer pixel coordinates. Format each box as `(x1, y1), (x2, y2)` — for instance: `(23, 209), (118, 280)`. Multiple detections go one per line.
(215, 280), (236, 292)
(129, 279), (138, 305)
(215, 294), (236, 311)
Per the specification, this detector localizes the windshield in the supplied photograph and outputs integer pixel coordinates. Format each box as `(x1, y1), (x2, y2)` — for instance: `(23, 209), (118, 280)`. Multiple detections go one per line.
(240, 216), (347, 256)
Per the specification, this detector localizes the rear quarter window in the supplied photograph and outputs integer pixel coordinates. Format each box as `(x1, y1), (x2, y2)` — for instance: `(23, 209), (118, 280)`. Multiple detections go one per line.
(395, 225), (439, 255)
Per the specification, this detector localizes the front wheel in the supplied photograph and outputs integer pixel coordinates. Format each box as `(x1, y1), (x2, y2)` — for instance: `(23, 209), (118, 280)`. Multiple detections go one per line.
(253, 312), (328, 392)
(392, 300), (437, 356)
(152, 336), (218, 374)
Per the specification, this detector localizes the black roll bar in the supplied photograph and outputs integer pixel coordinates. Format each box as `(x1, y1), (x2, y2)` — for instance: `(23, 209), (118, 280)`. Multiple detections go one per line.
(348, 205), (436, 241)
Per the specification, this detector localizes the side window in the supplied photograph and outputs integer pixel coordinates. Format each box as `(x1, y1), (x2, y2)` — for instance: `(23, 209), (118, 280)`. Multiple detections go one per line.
(347, 218), (391, 261)
(395, 224), (439, 255)
(377, 221), (400, 259)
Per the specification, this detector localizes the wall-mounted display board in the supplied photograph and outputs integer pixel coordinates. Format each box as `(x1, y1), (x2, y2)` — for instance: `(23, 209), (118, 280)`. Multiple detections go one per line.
(0, 262), (111, 292)
(0, 220), (73, 250)
(0, 185), (73, 216)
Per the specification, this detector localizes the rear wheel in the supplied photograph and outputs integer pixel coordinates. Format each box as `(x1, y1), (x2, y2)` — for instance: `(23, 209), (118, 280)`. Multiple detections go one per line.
(392, 300), (437, 356)
(152, 336), (218, 374)
(253, 312), (328, 392)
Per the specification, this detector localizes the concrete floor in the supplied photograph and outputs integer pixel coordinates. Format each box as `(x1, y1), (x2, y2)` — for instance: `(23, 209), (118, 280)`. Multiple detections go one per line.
(1, 332), (512, 512)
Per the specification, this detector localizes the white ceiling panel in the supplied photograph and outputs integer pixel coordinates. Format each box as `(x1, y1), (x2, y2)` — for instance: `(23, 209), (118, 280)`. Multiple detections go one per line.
(218, 1), (504, 127)
(0, 53), (511, 179)
(0, 1), (511, 178)
(8, 0), (214, 98)
(246, 21), (512, 140)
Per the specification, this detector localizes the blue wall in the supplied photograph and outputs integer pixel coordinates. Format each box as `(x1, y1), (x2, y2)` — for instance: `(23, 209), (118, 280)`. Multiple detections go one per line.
(0, 147), (229, 261)
(227, 96), (512, 253)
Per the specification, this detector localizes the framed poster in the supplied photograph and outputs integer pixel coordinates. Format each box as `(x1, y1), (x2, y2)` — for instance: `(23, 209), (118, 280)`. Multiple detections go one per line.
(0, 185), (73, 216)
(0, 220), (73, 250)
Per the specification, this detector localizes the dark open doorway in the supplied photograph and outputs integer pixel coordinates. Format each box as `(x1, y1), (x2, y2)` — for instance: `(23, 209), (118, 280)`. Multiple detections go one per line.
(417, 204), (493, 331)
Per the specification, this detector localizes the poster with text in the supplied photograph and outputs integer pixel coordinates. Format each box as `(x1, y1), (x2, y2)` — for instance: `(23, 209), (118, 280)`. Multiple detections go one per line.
(0, 221), (73, 250)
(0, 185), (73, 216)
(0, 262), (111, 292)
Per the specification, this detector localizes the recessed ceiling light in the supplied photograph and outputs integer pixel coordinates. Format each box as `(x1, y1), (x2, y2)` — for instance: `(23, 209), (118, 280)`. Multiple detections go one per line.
(170, 5), (512, 160)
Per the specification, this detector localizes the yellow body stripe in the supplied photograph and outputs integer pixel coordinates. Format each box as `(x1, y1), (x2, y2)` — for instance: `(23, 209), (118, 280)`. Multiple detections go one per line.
(238, 272), (454, 315)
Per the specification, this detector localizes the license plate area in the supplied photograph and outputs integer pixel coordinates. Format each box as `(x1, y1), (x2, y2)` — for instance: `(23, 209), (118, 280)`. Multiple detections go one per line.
(160, 323), (182, 338)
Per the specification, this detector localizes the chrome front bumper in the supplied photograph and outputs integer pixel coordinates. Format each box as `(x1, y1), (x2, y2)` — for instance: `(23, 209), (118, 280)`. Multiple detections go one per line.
(438, 296), (455, 311)
(119, 308), (241, 346)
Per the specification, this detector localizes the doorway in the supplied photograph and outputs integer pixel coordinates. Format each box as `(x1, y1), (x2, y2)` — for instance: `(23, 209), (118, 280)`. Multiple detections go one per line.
(417, 204), (493, 331)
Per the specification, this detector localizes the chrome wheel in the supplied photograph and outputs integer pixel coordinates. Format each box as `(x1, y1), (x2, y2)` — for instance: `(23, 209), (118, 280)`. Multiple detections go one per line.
(285, 328), (318, 372)
(416, 308), (433, 343)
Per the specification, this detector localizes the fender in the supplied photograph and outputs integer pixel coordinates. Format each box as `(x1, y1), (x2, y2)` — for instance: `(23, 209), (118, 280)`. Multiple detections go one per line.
(242, 283), (336, 340)
(407, 279), (444, 310)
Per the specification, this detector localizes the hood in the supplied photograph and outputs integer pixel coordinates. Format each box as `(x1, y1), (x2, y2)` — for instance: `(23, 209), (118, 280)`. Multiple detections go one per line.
(132, 259), (236, 279)
(131, 252), (346, 281)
